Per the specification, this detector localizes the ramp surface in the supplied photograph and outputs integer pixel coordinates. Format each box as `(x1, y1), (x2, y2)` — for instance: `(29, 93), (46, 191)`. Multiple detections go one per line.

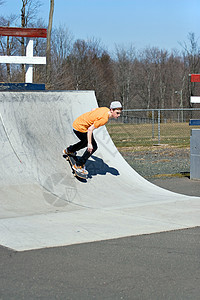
(0, 91), (199, 251)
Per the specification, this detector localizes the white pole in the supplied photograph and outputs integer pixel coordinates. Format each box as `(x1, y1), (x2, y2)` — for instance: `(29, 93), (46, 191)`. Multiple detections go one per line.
(26, 39), (33, 83)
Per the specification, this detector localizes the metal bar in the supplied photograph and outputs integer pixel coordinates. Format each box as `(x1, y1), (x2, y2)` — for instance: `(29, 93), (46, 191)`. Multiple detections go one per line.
(0, 56), (46, 64)
(0, 27), (47, 38)
(123, 108), (200, 112)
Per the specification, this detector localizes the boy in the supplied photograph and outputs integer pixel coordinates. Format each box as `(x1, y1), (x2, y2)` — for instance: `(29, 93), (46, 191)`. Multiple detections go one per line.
(63, 101), (122, 174)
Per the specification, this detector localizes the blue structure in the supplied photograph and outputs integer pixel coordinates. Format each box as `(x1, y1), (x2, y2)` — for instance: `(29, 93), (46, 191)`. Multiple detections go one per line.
(189, 119), (200, 126)
(0, 83), (45, 91)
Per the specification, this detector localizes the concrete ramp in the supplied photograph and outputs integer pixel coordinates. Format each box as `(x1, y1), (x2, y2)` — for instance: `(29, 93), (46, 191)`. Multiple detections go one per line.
(0, 91), (199, 251)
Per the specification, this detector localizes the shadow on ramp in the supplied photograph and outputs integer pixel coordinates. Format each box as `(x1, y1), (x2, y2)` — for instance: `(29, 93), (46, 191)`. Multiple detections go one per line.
(86, 155), (120, 178)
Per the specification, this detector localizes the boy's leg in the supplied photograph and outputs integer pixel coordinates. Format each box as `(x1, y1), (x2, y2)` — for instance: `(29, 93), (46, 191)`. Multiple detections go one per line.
(76, 134), (98, 166)
(67, 130), (88, 153)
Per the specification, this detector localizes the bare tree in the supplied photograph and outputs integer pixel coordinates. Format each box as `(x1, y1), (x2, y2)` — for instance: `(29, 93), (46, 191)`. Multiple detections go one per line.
(0, 15), (19, 82)
(180, 33), (200, 73)
(20, 0), (42, 81)
(50, 25), (73, 89)
(180, 32), (200, 106)
(65, 38), (113, 106)
(138, 47), (159, 109)
(32, 19), (47, 83)
(114, 45), (136, 110)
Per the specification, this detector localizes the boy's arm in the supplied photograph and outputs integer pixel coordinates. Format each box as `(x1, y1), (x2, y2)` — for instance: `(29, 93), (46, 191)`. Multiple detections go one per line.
(87, 124), (96, 153)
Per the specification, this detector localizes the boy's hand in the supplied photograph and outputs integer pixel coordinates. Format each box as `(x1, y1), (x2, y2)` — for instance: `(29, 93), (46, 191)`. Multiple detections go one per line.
(87, 143), (93, 153)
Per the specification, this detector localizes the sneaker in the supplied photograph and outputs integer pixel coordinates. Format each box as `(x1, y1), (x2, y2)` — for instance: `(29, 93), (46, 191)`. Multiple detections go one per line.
(82, 165), (88, 175)
(72, 164), (88, 175)
(72, 164), (84, 174)
(63, 148), (76, 156)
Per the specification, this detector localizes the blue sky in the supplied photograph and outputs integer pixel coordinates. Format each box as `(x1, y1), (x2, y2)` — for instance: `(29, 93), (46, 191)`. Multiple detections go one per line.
(1, 0), (199, 54)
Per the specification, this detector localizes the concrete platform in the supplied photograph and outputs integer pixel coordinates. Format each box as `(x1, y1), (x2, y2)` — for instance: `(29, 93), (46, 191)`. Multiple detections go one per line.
(0, 91), (200, 251)
(1, 227), (199, 300)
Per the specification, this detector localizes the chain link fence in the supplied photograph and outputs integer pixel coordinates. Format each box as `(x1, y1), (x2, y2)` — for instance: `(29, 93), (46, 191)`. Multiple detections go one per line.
(107, 108), (200, 147)
(106, 108), (200, 178)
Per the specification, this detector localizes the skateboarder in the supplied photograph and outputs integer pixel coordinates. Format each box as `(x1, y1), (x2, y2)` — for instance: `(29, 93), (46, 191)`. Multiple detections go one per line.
(63, 101), (122, 174)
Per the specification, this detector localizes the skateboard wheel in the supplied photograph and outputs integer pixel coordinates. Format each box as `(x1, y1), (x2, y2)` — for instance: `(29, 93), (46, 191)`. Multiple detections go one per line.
(66, 156), (69, 161)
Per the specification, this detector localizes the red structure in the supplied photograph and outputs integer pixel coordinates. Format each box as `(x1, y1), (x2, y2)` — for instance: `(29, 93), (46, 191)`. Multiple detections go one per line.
(0, 26), (47, 86)
(190, 74), (200, 83)
(0, 27), (47, 38)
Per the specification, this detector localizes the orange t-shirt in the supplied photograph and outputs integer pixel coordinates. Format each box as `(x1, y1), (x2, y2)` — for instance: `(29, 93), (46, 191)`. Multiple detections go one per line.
(73, 107), (110, 133)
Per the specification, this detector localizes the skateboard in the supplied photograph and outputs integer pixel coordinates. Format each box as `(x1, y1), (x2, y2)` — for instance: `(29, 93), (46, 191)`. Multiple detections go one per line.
(65, 154), (88, 180)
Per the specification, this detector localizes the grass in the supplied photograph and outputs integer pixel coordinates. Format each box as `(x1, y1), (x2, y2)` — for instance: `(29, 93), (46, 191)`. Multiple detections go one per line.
(106, 122), (200, 148)
(147, 172), (190, 179)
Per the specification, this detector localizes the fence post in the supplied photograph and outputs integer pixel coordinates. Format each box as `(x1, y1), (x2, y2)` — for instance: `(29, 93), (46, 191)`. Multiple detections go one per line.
(152, 110), (154, 138)
(158, 109), (161, 144)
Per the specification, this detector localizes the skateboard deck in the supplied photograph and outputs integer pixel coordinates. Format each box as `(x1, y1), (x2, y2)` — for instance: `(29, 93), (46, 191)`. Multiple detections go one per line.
(65, 154), (88, 180)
